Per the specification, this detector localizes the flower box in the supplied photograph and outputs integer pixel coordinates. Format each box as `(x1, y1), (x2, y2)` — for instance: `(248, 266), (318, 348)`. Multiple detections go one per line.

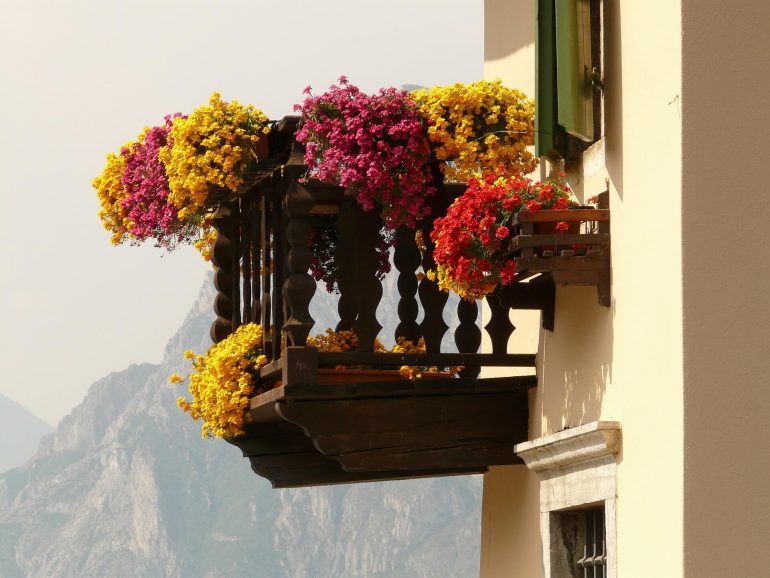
(509, 205), (611, 306)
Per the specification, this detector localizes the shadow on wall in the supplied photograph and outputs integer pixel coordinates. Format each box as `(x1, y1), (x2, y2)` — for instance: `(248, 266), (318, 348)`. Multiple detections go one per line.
(533, 285), (614, 436)
(484, 0), (534, 62)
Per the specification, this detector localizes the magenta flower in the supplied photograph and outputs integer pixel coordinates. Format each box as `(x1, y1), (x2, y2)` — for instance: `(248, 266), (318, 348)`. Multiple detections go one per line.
(295, 79), (434, 230)
(120, 113), (195, 248)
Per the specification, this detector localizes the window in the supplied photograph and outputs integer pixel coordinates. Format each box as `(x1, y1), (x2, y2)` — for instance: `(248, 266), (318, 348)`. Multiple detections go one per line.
(515, 421), (619, 578)
(551, 506), (607, 578)
(536, 0), (603, 160)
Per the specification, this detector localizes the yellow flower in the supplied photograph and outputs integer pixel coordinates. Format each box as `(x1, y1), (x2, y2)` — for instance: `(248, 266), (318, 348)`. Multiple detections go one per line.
(169, 373), (183, 384)
(93, 145), (133, 244)
(412, 79), (538, 181)
(176, 323), (268, 438)
(161, 92), (270, 221)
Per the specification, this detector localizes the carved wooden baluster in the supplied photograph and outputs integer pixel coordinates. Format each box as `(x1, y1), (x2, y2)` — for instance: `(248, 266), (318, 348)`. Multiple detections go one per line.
(282, 180), (316, 346)
(271, 179), (285, 355)
(393, 226), (422, 343)
(229, 200), (242, 332)
(210, 205), (235, 343)
(418, 169), (450, 353)
(334, 201), (358, 332)
(484, 294), (515, 354)
(240, 195), (252, 325)
(351, 206), (383, 352)
(250, 190), (262, 324)
(279, 136), (313, 348)
(455, 299), (482, 378)
(260, 185), (273, 357)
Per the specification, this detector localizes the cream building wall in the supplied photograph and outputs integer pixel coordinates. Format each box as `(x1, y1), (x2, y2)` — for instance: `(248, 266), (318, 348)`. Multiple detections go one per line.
(481, 0), (684, 576)
(681, 1), (770, 576)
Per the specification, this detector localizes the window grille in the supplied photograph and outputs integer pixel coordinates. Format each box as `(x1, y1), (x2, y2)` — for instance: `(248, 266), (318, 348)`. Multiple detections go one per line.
(576, 507), (607, 577)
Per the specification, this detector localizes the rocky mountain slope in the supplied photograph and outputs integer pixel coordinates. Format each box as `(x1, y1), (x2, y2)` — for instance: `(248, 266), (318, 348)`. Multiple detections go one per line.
(0, 277), (481, 578)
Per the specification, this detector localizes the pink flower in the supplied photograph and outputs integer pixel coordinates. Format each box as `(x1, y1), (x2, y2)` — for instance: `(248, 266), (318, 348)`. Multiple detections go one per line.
(295, 79), (433, 230)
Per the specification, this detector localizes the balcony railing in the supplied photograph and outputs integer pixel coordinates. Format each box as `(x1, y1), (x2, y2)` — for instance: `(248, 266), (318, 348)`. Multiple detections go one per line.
(207, 116), (609, 488)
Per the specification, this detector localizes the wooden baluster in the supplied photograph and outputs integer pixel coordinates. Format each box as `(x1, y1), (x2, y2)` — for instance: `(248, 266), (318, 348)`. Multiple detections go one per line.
(484, 294), (515, 354)
(455, 300), (481, 378)
(393, 226), (422, 343)
(240, 195), (252, 325)
(281, 135), (314, 348)
(230, 200), (242, 332)
(250, 190), (262, 324)
(418, 166), (450, 353)
(335, 202), (358, 332)
(271, 178), (285, 355)
(350, 206), (383, 352)
(260, 185), (273, 357)
(210, 205), (235, 343)
(282, 180), (316, 346)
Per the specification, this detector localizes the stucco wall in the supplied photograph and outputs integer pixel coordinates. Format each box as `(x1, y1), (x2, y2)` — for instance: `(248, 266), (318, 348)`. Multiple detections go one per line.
(481, 0), (684, 576)
(681, 2), (770, 576)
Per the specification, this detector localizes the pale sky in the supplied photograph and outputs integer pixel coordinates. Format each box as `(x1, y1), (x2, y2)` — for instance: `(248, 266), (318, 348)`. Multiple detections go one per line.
(0, 0), (483, 425)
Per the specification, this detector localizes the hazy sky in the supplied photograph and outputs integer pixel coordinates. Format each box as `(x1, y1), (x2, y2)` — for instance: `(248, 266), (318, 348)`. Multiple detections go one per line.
(0, 0), (483, 425)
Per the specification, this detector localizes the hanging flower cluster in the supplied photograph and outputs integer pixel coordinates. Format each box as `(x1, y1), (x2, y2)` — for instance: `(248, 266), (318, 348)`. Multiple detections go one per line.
(94, 93), (269, 255)
(160, 92), (271, 220)
(174, 323), (268, 439)
(308, 226), (394, 293)
(430, 175), (576, 300)
(295, 77), (435, 230)
(412, 80), (537, 182)
(119, 114), (210, 248)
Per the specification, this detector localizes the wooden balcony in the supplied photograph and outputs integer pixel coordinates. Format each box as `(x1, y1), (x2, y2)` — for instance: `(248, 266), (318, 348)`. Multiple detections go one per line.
(207, 116), (609, 487)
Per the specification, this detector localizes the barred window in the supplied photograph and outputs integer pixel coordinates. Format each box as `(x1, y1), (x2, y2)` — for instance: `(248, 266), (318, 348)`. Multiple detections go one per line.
(550, 505), (607, 578)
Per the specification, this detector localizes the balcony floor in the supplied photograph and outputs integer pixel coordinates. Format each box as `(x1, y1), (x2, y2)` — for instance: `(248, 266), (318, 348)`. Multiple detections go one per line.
(229, 375), (536, 488)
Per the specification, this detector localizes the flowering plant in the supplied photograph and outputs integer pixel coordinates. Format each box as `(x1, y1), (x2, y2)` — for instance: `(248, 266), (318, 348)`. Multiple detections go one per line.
(412, 80), (538, 181)
(93, 117), (216, 253)
(295, 77), (435, 230)
(160, 92), (271, 221)
(430, 175), (577, 300)
(306, 329), (461, 379)
(173, 323), (268, 439)
(308, 226), (394, 293)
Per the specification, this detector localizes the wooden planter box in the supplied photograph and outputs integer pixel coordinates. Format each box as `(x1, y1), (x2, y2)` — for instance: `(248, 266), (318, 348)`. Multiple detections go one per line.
(509, 206), (611, 307)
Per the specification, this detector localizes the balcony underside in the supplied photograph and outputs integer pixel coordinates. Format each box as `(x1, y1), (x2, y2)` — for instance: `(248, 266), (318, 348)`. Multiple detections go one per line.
(228, 374), (535, 488)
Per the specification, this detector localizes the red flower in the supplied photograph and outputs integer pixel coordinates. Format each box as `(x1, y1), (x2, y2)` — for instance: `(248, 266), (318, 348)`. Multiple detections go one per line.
(555, 221), (570, 233)
(496, 226), (510, 239)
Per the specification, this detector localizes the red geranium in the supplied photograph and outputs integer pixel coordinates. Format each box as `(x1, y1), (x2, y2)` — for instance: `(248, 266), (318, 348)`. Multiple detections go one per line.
(430, 175), (576, 300)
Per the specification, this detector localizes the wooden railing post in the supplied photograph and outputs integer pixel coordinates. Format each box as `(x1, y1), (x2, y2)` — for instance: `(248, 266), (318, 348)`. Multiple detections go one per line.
(210, 204), (236, 343)
(281, 138), (315, 348)
(418, 166), (450, 353)
(394, 226), (422, 343)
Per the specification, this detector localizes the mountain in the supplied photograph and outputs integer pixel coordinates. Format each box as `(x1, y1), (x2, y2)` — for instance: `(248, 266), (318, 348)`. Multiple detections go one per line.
(0, 394), (54, 474)
(0, 276), (481, 578)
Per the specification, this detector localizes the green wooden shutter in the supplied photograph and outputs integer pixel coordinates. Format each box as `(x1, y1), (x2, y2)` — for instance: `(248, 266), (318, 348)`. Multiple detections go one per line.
(535, 0), (559, 159)
(556, 0), (594, 141)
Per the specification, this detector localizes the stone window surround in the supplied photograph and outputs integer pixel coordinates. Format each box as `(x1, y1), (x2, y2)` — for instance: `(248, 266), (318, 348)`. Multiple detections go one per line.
(515, 421), (621, 578)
